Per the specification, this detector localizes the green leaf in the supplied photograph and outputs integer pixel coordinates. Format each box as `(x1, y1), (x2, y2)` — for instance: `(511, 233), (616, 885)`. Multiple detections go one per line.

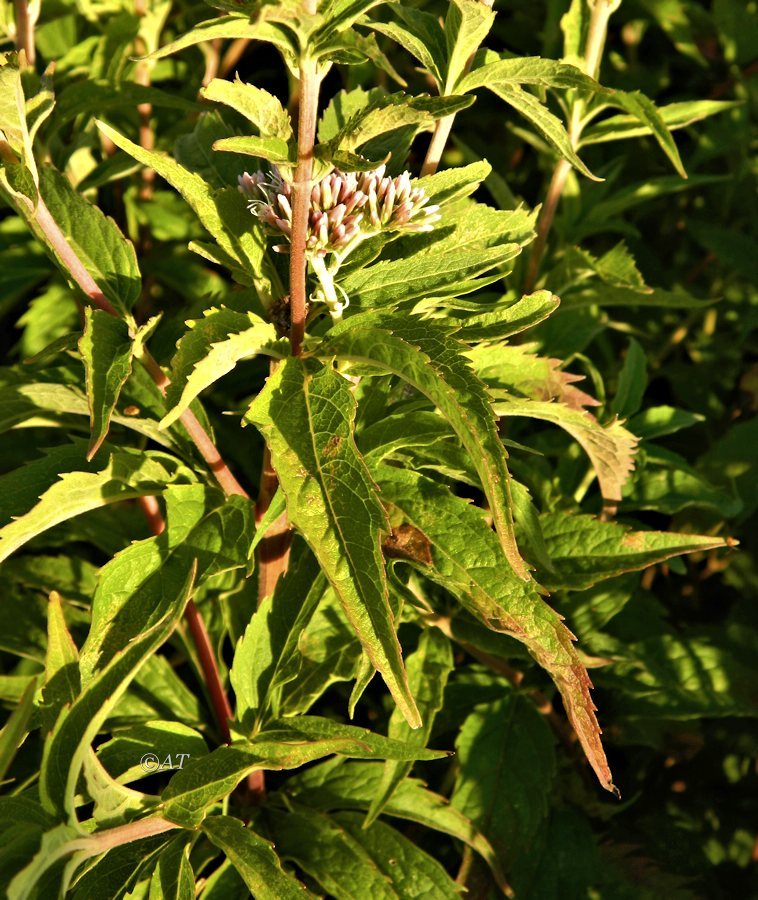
(96, 121), (267, 289)
(581, 99), (739, 145)
(146, 16), (296, 63)
(540, 512), (726, 592)
(486, 82), (599, 180)
(147, 835), (194, 900)
(269, 807), (461, 899)
(160, 307), (282, 429)
(369, 15), (446, 88)
(245, 358), (421, 728)
(212, 134), (294, 166)
(375, 466), (616, 793)
(413, 159), (491, 205)
(231, 547), (326, 732)
(161, 724), (445, 827)
(39, 566), (195, 818)
(460, 54), (607, 94)
(0, 675), (40, 782)
(202, 817), (311, 899)
(320, 311), (529, 578)
(600, 90), (687, 178)
(284, 759), (508, 893)
(451, 692), (556, 866)
(39, 592), (80, 733)
(627, 405), (704, 440)
(444, 0), (496, 91)
(79, 307), (135, 459)
(495, 399), (638, 510)
(202, 76), (292, 141)
(80, 484), (252, 681)
(365, 628), (453, 825)
(36, 166), (141, 313)
(610, 338), (647, 418)
(97, 722), (208, 785)
(457, 290), (561, 341)
(0, 444), (189, 565)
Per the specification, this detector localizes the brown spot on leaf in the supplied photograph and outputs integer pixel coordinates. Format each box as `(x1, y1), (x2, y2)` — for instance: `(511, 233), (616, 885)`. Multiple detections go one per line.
(383, 524), (433, 566)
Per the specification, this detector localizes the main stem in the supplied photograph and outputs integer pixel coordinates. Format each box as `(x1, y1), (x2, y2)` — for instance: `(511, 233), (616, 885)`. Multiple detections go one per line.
(13, 0), (35, 66)
(288, 53), (320, 356)
(523, 0), (616, 292)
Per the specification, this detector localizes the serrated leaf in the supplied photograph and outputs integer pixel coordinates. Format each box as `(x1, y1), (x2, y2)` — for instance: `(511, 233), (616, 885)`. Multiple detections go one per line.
(365, 629), (453, 825)
(581, 99), (739, 145)
(457, 290), (560, 341)
(161, 723), (445, 827)
(202, 76), (292, 141)
(35, 166), (141, 313)
(160, 307), (282, 429)
(80, 484), (253, 681)
(600, 90), (687, 178)
(39, 592), (80, 733)
(202, 817), (311, 899)
(268, 806), (461, 899)
(496, 399), (638, 510)
(610, 338), (647, 418)
(369, 16), (446, 88)
(413, 159), (491, 205)
(96, 122), (266, 288)
(539, 512), (727, 591)
(39, 566), (195, 818)
(97, 722), (208, 786)
(231, 547), (326, 732)
(146, 16), (296, 63)
(375, 466), (615, 793)
(320, 311), (528, 578)
(444, 0), (497, 91)
(451, 692), (556, 865)
(79, 307), (135, 458)
(212, 134), (294, 165)
(245, 358), (420, 728)
(284, 759), (508, 892)
(0, 444), (189, 565)
(460, 54), (609, 94)
(147, 835), (194, 900)
(487, 82), (599, 180)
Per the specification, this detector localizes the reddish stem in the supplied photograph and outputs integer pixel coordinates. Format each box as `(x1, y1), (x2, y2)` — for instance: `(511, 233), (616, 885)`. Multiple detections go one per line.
(13, 0), (35, 66)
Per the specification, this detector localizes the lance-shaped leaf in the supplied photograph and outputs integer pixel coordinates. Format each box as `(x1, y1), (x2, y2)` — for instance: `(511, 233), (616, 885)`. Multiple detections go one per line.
(369, 14), (446, 88)
(375, 466), (616, 793)
(457, 290), (560, 342)
(365, 628), (453, 825)
(80, 484), (253, 682)
(0, 443), (189, 565)
(79, 307), (134, 458)
(96, 122), (266, 287)
(245, 358), (420, 727)
(319, 312), (528, 578)
(39, 566), (195, 818)
(284, 758), (508, 893)
(444, 0), (497, 91)
(145, 16), (296, 63)
(160, 307), (283, 429)
(202, 77), (292, 141)
(39, 592), (80, 733)
(459, 54), (609, 94)
(161, 723), (446, 827)
(539, 512), (727, 592)
(203, 817), (311, 899)
(0, 676), (40, 783)
(592, 90), (687, 178)
(495, 399), (638, 510)
(231, 547), (326, 733)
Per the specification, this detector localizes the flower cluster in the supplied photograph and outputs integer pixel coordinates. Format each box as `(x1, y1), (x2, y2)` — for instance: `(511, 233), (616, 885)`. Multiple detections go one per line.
(238, 164), (440, 261)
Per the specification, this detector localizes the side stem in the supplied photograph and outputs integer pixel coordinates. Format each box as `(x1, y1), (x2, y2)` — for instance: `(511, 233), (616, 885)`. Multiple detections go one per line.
(523, 0), (616, 292)
(13, 0), (35, 66)
(289, 52), (321, 356)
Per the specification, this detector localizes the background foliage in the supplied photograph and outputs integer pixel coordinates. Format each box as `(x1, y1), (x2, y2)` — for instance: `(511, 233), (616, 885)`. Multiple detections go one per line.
(0, 0), (755, 897)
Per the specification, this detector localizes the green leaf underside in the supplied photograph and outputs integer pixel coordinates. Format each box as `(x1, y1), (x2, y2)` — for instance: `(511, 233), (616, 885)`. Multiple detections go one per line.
(375, 465), (615, 793)
(319, 311), (528, 578)
(161, 307), (282, 429)
(245, 358), (421, 728)
(79, 307), (134, 458)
